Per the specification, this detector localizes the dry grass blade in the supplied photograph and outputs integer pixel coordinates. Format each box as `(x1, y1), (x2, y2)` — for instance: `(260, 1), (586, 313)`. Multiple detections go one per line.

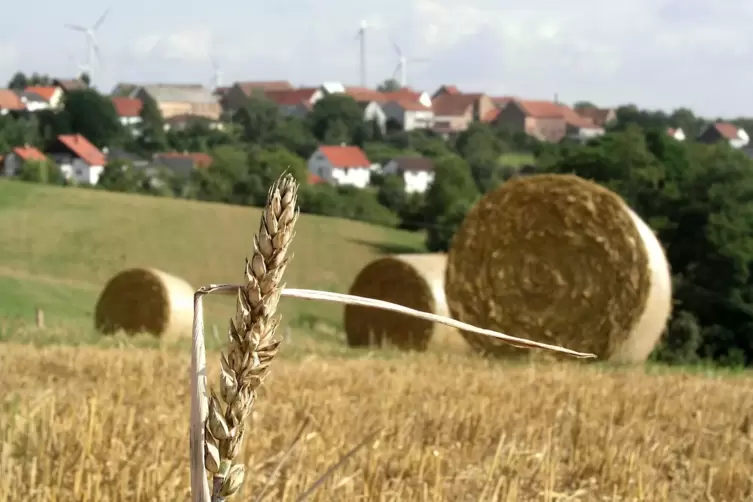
(282, 288), (596, 359)
(254, 417), (312, 502)
(295, 428), (384, 502)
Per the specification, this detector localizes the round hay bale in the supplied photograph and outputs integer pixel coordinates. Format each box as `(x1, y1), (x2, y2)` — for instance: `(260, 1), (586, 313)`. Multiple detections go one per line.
(445, 174), (672, 363)
(344, 254), (461, 351)
(94, 268), (195, 338)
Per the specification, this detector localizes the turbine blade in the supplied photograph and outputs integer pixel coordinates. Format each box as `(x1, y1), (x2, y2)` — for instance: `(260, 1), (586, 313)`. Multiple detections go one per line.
(65, 24), (87, 32)
(93, 8), (110, 30)
(392, 64), (401, 79)
(390, 36), (402, 57)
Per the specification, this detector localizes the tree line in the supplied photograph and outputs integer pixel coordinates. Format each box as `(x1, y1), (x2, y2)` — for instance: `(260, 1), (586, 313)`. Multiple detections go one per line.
(6, 73), (753, 367)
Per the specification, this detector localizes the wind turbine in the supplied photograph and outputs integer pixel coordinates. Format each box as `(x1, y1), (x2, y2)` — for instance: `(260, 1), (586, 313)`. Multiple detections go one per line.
(390, 37), (429, 88)
(65, 8), (110, 84)
(354, 20), (370, 87)
(209, 55), (224, 91)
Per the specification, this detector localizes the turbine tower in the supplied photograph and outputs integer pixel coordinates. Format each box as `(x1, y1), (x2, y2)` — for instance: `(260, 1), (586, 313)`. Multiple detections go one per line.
(391, 38), (429, 88)
(65, 8), (110, 84)
(355, 20), (369, 87)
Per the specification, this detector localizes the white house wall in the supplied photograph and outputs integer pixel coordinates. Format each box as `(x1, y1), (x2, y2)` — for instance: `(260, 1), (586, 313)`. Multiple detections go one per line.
(403, 170), (434, 194)
(308, 152), (371, 189)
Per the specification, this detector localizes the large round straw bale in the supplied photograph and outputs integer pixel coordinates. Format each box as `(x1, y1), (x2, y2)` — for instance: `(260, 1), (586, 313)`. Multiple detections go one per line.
(445, 174), (672, 363)
(94, 268), (195, 338)
(344, 254), (461, 351)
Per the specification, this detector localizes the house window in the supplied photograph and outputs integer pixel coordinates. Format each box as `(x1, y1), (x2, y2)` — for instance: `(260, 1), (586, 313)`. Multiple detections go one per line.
(75, 168), (83, 177)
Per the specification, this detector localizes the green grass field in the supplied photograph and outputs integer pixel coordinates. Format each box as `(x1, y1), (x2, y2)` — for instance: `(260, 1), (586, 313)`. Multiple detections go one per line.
(499, 152), (535, 167)
(0, 179), (425, 334)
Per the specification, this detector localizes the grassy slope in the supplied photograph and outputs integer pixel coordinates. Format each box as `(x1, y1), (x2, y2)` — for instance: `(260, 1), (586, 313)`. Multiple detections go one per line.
(0, 180), (425, 330)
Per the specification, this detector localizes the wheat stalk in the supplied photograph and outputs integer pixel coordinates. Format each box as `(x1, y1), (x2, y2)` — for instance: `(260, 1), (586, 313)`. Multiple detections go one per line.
(189, 172), (596, 502)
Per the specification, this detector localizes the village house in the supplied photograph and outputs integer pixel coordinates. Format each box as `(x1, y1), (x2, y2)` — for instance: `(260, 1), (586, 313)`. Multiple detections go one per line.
(163, 114), (224, 131)
(431, 92), (495, 135)
(575, 106), (617, 128)
(382, 156), (436, 194)
(111, 97), (143, 128)
(134, 84), (222, 121)
(342, 87), (387, 133)
(697, 122), (749, 149)
(16, 90), (49, 111)
(0, 89), (25, 115)
(153, 152), (213, 176)
(24, 85), (63, 109)
(53, 78), (88, 93)
(2, 145), (48, 176)
(221, 80), (295, 113)
(381, 99), (434, 131)
(667, 128), (686, 141)
(382, 88), (433, 108)
(494, 99), (603, 142)
(46, 134), (106, 185)
(264, 87), (321, 118)
(307, 145), (372, 189)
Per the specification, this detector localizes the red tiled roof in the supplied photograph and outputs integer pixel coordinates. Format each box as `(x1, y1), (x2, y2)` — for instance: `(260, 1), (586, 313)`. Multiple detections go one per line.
(308, 172), (326, 185)
(516, 100), (599, 129)
(344, 86), (386, 103)
(713, 122), (740, 140)
(382, 88), (423, 102)
(432, 85), (460, 98)
(318, 145), (370, 168)
(237, 81), (294, 95)
(12, 145), (47, 162)
(265, 88), (318, 106)
(111, 97), (143, 117)
(389, 98), (430, 111)
(57, 134), (106, 166)
(432, 93), (478, 116)
(24, 86), (58, 102)
(155, 151), (213, 168)
(0, 89), (24, 110)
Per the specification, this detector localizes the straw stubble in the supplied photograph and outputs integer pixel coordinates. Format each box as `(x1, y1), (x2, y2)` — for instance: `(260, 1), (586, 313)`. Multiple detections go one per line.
(204, 174), (299, 500)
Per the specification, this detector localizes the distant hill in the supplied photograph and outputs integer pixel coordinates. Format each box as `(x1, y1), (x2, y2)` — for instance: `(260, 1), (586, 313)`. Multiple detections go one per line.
(0, 180), (425, 330)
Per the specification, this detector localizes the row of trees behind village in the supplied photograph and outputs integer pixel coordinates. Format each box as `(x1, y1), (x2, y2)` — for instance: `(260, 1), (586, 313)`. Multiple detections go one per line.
(5, 73), (753, 367)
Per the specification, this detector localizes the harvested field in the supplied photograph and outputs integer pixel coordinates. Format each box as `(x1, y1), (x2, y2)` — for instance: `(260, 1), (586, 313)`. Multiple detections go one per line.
(1, 343), (751, 501)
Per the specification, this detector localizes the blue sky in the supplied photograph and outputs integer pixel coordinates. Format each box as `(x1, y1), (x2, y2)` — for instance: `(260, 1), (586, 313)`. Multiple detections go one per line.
(1, 0), (751, 118)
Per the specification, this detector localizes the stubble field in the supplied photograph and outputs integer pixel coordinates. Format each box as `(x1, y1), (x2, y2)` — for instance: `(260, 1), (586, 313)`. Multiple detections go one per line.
(1, 336), (752, 502)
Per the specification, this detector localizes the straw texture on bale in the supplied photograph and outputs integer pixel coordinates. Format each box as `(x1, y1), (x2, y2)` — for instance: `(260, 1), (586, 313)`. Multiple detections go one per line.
(344, 254), (460, 351)
(94, 268), (195, 338)
(445, 174), (672, 363)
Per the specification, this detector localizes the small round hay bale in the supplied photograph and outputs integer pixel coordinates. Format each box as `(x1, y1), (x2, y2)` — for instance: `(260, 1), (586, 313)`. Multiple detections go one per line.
(445, 174), (672, 363)
(94, 268), (195, 338)
(344, 254), (460, 351)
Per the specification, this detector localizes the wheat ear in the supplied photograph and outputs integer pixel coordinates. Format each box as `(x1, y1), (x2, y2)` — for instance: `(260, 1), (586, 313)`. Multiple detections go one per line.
(204, 174), (298, 501)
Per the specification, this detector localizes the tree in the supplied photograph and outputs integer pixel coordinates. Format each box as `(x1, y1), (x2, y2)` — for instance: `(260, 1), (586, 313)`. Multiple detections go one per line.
(377, 79), (401, 92)
(97, 161), (145, 192)
(234, 95), (280, 145)
(455, 123), (504, 193)
(307, 94), (364, 143)
(17, 160), (64, 185)
(137, 93), (167, 152)
(376, 174), (408, 213)
(423, 154), (479, 251)
(64, 89), (123, 148)
(7, 72), (28, 90)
